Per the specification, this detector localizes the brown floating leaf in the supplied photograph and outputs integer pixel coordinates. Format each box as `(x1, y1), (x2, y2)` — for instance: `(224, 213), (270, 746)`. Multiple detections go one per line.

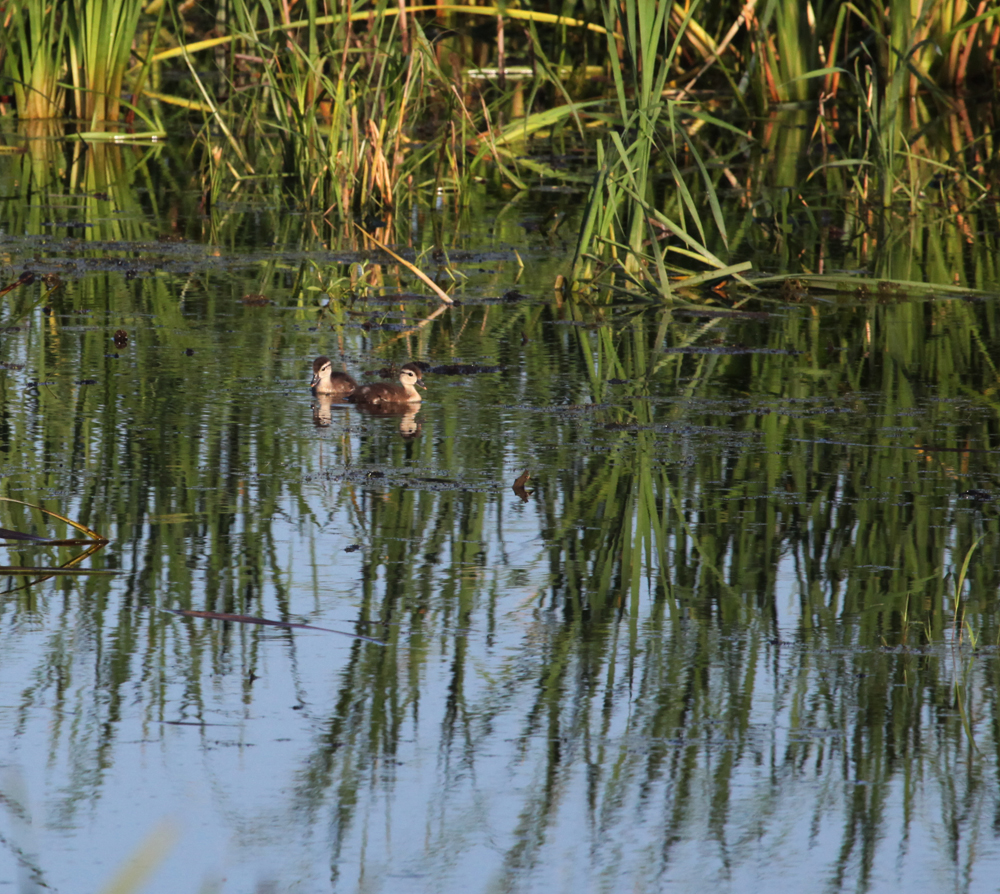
(113, 329), (129, 347)
(240, 293), (270, 306)
(512, 469), (531, 502)
(0, 530), (99, 546)
(164, 609), (387, 646)
(160, 720), (232, 727)
(501, 289), (530, 303)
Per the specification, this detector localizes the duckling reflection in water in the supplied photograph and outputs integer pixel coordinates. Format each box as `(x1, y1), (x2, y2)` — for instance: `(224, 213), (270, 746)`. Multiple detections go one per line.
(312, 393), (356, 427)
(347, 367), (424, 406)
(353, 402), (422, 438)
(311, 356), (358, 396)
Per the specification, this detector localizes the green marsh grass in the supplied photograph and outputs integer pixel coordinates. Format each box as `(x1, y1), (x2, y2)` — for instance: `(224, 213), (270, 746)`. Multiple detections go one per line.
(570, 0), (732, 296)
(0, 0), (150, 122)
(1, 0), (68, 118)
(66, 0), (146, 123)
(0, 0), (982, 301)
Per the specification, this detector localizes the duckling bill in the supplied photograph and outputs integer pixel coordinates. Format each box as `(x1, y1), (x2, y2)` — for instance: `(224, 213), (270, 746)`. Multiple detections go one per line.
(311, 357), (358, 395)
(347, 368), (425, 405)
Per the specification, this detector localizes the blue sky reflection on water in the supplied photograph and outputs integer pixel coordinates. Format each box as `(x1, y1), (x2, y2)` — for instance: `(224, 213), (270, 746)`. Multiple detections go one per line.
(2, 468), (997, 894)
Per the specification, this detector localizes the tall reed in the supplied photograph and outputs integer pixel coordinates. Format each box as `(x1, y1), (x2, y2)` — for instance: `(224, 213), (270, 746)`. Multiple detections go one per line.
(66, 0), (145, 123)
(0, 0), (148, 122)
(0, 0), (68, 118)
(569, 0), (749, 297)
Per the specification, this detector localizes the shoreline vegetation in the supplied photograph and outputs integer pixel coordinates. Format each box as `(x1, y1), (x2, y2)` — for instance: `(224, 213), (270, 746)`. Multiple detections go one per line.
(0, 0), (997, 297)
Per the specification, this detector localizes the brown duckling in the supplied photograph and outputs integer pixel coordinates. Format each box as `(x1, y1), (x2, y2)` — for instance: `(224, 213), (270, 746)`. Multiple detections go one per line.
(311, 356), (357, 395)
(347, 368), (425, 406)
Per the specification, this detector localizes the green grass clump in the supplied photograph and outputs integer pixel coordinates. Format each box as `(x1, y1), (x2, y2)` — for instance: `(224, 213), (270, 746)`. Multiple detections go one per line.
(0, 0), (997, 299)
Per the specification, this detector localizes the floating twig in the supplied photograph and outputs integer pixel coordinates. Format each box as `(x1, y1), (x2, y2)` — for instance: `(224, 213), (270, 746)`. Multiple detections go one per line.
(163, 609), (388, 646)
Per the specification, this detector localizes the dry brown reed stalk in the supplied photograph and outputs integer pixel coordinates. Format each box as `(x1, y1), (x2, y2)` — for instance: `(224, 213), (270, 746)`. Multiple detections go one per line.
(677, 0), (757, 101)
(355, 224), (455, 304)
(0, 496), (107, 542)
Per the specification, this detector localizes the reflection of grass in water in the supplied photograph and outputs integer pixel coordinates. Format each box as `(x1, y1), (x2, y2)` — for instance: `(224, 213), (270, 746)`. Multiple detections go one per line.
(951, 535), (983, 753)
(2, 259), (1000, 884)
(554, 294), (1000, 640)
(471, 291), (1000, 887)
(97, 820), (177, 894)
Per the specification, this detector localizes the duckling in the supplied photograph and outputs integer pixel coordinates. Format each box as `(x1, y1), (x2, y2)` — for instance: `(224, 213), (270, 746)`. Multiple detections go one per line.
(348, 368), (425, 405)
(311, 356), (357, 396)
(401, 361), (428, 377)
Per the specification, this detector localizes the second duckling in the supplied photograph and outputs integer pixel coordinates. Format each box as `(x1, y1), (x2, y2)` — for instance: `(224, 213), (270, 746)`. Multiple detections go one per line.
(311, 356), (358, 395)
(348, 368), (425, 406)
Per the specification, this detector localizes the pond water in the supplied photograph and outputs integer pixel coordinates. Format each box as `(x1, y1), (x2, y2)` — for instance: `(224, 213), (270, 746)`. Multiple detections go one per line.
(2, 141), (1000, 894)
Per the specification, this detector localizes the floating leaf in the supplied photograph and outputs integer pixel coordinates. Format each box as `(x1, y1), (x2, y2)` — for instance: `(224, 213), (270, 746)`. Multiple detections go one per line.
(240, 293), (270, 306)
(513, 469), (531, 502)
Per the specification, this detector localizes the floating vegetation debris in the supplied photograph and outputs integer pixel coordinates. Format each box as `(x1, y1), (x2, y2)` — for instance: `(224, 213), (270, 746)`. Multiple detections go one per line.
(0, 497), (113, 590)
(0, 496), (107, 544)
(164, 609), (387, 646)
(240, 293), (271, 306)
(0, 272), (34, 297)
(512, 469), (531, 502)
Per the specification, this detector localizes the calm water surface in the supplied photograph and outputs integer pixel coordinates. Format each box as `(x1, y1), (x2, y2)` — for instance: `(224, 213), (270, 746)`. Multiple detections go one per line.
(1, 147), (1000, 894)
